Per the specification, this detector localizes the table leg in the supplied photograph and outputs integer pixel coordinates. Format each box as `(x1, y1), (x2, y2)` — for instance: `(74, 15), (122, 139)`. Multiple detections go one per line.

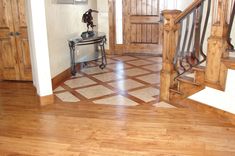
(99, 41), (106, 69)
(69, 43), (77, 76)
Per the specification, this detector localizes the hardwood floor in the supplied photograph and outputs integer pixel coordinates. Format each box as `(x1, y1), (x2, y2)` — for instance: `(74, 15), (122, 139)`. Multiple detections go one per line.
(1, 81), (235, 155)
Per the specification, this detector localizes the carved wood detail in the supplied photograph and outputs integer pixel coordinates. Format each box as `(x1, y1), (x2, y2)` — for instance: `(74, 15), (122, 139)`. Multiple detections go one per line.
(160, 10), (181, 102)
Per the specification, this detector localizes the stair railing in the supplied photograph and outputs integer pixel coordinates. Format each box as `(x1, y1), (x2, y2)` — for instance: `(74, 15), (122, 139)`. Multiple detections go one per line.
(173, 0), (211, 79)
(160, 0), (209, 102)
(227, 0), (235, 51)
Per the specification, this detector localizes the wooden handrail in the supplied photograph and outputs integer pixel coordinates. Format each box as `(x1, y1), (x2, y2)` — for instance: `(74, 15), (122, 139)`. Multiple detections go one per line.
(175, 0), (203, 24)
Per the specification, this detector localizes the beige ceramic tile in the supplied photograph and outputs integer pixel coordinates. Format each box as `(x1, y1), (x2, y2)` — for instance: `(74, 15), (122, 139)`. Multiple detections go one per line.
(113, 56), (137, 61)
(142, 64), (162, 72)
(55, 92), (80, 102)
(93, 95), (139, 106)
(92, 72), (124, 82)
(108, 79), (145, 91)
(147, 57), (162, 63)
(76, 85), (114, 99)
(81, 66), (109, 75)
(107, 63), (132, 70)
(53, 86), (65, 92)
(129, 87), (160, 102)
(126, 60), (152, 66)
(65, 77), (97, 88)
(136, 74), (160, 84)
(153, 101), (176, 108)
(123, 68), (150, 77)
(106, 58), (117, 64)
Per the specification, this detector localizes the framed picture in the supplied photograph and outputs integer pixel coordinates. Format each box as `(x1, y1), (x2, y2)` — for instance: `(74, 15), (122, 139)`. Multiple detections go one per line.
(57, 0), (88, 4)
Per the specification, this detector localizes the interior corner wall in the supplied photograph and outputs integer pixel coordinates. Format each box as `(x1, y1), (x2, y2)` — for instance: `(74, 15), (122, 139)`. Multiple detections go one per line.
(45, 0), (98, 78)
(26, 0), (53, 97)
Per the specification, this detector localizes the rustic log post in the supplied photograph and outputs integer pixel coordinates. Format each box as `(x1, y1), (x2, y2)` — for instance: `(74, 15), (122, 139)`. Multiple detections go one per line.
(205, 0), (229, 90)
(160, 10), (181, 102)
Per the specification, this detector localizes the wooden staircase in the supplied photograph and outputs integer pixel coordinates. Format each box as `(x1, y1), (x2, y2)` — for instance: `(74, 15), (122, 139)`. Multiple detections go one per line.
(170, 66), (205, 102)
(222, 56), (235, 70)
(160, 0), (235, 109)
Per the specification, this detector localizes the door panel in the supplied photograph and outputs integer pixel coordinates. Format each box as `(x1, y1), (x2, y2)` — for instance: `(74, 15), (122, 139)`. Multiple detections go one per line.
(0, 0), (20, 80)
(123, 0), (162, 54)
(12, 0), (32, 80)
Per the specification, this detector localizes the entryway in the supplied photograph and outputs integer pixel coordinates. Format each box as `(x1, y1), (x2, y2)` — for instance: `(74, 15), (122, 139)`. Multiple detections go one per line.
(109, 0), (162, 55)
(53, 55), (175, 108)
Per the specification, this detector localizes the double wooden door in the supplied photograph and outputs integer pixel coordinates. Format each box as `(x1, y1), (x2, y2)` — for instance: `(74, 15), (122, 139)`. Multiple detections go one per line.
(123, 0), (162, 54)
(0, 0), (32, 81)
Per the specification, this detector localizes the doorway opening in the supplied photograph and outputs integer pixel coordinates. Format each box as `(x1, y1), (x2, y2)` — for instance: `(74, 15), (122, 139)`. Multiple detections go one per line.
(109, 0), (163, 55)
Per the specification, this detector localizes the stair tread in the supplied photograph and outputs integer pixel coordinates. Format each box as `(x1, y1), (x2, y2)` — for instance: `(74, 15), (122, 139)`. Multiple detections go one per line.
(222, 57), (235, 69)
(170, 87), (183, 95)
(192, 66), (205, 72)
(222, 57), (235, 62)
(177, 76), (200, 86)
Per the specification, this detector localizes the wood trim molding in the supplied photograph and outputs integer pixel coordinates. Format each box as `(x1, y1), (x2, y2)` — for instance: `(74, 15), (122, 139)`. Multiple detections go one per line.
(180, 98), (235, 125)
(39, 94), (54, 106)
(52, 64), (80, 89)
(52, 67), (72, 89)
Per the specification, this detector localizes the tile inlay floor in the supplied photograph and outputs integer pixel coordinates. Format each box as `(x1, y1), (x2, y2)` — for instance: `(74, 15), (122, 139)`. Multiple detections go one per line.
(54, 55), (176, 108)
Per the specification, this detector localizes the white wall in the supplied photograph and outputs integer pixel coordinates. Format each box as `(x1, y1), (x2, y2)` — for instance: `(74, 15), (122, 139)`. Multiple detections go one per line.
(97, 0), (109, 49)
(45, 0), (97, 78)
(190, 69), (235, 114)
(27, 0), (53, 97)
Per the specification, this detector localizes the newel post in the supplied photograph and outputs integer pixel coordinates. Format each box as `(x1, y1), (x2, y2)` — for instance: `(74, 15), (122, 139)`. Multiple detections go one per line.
(160, 10), (181, 102)
(205, 0), (229, 90)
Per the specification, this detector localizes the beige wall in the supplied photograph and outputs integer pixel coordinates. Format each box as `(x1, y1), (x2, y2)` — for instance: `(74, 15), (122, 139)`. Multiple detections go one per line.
(97, 0), (109, 49)
(45, 0), (97, 78)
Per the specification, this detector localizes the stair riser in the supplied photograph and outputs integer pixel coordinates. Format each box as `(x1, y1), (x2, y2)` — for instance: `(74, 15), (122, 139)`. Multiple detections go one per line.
(195, 71), (205, 84)
(179, 81), (205, 96)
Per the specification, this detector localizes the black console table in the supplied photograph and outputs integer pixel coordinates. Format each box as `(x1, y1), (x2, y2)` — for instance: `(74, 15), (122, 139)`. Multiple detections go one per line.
(68, 32), (107, 76)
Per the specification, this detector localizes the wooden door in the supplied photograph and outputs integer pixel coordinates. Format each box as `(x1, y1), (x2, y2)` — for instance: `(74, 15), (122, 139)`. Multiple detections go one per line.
(12, 0), (32, 80)
(123, 0), (162, 54)
(0, 0), (32, 81)
(0, 0), (20, 80)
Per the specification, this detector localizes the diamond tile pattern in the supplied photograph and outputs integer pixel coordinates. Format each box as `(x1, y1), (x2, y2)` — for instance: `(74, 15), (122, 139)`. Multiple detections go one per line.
(64, 77), (97, 88)
(108, 79), (145, 91)
(129, 87), (160, 102)
(136, 73), (160, 84)
(123, 68), (150, 77)
(56, 92), (80, 102)
(127, 60), (153, 66)
(94, 95), (139, 106)
(54, 55), (176, 108)
(92, 72), (124, 82)
(76, 85), (114, 99)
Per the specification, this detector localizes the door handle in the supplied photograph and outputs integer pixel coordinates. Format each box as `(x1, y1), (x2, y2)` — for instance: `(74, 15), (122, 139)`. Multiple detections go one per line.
(9, 32), (14, 36)
(15, 32), (21, 36)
